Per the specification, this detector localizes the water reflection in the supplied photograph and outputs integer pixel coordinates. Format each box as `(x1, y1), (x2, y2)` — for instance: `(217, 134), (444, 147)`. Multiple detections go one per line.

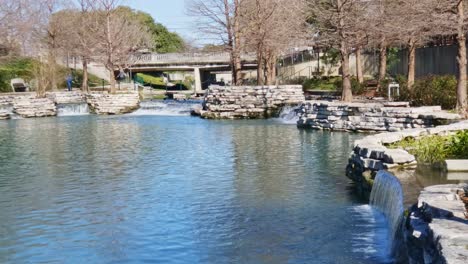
(392, 165), (468, 206)
(0, 117), (391, 264)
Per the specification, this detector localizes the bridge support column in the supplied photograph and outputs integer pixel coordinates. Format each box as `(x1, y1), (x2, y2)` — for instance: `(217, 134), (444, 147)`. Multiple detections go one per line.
(194, 67), (202, 93)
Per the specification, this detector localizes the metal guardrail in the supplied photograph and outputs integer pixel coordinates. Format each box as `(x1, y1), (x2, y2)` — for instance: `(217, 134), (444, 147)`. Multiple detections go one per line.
(131, 52), (256, 64)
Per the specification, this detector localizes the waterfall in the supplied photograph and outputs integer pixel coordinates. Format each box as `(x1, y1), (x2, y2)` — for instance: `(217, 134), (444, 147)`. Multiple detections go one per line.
(277, 105), (301, 124)
(0, 104), (21, 119)
(57, 103), (90, 116)
(370, 171), (405, 257)
(130, 100), (202, 116)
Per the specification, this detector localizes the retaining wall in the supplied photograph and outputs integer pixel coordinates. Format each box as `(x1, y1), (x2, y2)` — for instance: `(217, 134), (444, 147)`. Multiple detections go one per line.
(346, 120), (468, 199)
(405, 184), (468, 264)
(297, 101), (461, 132)
(200, 85), (305, 119)
(86, 92), (140, 115)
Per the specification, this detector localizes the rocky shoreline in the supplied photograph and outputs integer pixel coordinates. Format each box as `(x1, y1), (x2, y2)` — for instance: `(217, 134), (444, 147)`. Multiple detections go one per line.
(405, 184), (468, 264)
(346, 120), (468, 199)
(198, 85), (305, 119)
(0, 91), (140, 118)
(297, 101), (461, 132)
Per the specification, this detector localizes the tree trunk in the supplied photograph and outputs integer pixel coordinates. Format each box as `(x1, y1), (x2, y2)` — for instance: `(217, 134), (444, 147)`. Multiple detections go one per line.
(264, 51), (277, 85)
(341, 50), (353, 102)
(356, 47), (364, 84)
(377, 39), (387, 91)
(231, 0), (242, 86)
(337, 0), (352, 102)
(109, 68), (116, 94)
(407, 38), (416, 89)
(106, 12), (115, 93)
(257, 48), (265, 85)
(82, 58), (89, 93)
(457, 1), (468, 116)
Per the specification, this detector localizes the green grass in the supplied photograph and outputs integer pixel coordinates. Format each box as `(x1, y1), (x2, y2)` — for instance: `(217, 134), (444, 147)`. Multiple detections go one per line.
(388, 130), (468, 164)
(0, 57), (107, 92)
(302, 77), (340, 91)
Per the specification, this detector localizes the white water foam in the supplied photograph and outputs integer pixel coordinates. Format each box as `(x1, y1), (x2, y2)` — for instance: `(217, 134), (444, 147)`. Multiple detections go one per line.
(349, 205), (393, 262)
(130, 100), (201, 116)
(57, 103), (90, 116)
(0, 104), (22, 119)
(276, 105), (301, 124)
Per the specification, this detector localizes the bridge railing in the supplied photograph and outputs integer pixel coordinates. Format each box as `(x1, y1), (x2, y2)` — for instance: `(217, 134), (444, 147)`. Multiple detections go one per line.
(131, 52), (256, 64)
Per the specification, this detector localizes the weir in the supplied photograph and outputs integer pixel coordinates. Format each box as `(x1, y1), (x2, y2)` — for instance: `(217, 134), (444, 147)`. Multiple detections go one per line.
(57, 103), (90, 116)
(130, 100), (202, 116)
(370, 171), (405, 259)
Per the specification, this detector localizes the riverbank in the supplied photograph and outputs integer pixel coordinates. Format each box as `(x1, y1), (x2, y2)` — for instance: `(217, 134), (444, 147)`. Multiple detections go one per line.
(346, 119), (468, 262)
(0, 91), (140, 118)
(297, 101), (461, 132)
(346, 120), (468, 199)
(406, 184), (468, 264)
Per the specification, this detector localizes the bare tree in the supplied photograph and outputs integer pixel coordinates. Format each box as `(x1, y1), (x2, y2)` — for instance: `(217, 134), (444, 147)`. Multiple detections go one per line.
(242, 0), (307, 85)
(308, 0), (370, 102)
(187, 0), (244, 85)
(53, 0), (100, 93)
(433, 0), (468, 116)
(92, 0), (150, 93)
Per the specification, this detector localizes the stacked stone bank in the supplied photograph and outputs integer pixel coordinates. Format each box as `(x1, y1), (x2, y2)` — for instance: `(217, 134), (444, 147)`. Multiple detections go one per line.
(200, 85), (305, 119)
(47, 92), (86, 104)
(298, 101), (460, 132)
(406, 184), (468, 264)
(346, 120), (468, 198)
(86, 92), (140, 115)
(13, 98), (56, 118)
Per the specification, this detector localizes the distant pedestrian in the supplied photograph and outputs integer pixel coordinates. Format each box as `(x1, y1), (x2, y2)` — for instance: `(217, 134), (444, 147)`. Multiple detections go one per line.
(66, 73), (73, 91)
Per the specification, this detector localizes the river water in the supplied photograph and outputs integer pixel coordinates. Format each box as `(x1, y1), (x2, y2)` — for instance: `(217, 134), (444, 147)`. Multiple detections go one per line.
(0, 113), (394, 263)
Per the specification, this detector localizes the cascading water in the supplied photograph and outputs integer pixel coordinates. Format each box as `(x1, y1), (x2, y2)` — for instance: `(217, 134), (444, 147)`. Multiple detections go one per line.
(349, 205), (393, 262)
(277, 105), (302, 124)
(57, 103), (90, 116)
(130, 100), (202, 116)
(0, 104), (21, 119)
(370, 170), (405, 259)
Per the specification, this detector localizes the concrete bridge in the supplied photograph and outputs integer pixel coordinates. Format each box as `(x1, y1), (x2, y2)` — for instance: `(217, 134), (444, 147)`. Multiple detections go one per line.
(129, 52), (258, 92)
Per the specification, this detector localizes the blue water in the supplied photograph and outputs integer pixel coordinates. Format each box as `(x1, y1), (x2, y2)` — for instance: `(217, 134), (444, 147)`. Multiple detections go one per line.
(0, 115), (393, 263)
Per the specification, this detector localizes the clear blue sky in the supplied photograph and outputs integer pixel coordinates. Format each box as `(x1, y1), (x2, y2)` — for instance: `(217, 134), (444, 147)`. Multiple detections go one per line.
(126, 0), (201, 44)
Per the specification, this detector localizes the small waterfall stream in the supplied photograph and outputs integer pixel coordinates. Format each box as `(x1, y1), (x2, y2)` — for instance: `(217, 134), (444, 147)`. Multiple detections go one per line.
(277, 105), (301, 124)
(370, 171), (405, 258)
(130, 100), (202, 116)
(0, 104), (21, 119)
(57, 103), (90, 116)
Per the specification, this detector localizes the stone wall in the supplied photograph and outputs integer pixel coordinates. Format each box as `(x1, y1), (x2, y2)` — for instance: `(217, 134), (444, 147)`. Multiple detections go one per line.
(405, 184), (468, 264)
(346, 120), (468, 199)
(200, 85), (305, 119)
(13, 98), (56, 118)
(47, 92), (86, 104)
(298, 101), (461, 132)
(86, 92), (140, 115)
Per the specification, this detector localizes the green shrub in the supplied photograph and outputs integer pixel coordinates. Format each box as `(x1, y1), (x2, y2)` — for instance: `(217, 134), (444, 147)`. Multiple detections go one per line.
(395, 75), (457, 110)
(335, 77), (365, 95)
(389, 130), (468, 164)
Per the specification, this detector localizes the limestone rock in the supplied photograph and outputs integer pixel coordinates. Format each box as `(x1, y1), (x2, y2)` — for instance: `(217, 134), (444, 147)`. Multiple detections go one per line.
(383, 149), (416, 164)
(202, 85), (305, 119)
(86, 92), (140, 115)
(13, 98), (56, 118)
